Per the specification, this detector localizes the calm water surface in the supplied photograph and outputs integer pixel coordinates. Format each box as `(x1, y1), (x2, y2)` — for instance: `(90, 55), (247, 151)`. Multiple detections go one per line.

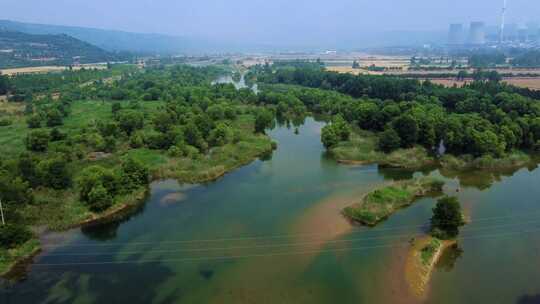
(2, 118), (540, 304)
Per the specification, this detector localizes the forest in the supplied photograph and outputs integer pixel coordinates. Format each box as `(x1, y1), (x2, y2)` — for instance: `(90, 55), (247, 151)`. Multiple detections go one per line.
(249, 63), (540, 159)
(0, 64), (275, 272)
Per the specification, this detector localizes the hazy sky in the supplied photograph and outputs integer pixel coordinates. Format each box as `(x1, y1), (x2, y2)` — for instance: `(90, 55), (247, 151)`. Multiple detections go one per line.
(1, 0), (539, 42)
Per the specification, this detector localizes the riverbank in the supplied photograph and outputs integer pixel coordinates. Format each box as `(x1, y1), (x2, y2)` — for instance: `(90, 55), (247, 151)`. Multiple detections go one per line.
(342, 177), (444, 226)
(1, 129), (275, 279)
(330, 130), (435, 169)
(331, 130), (536, 171)
(405, 236), (457, 297)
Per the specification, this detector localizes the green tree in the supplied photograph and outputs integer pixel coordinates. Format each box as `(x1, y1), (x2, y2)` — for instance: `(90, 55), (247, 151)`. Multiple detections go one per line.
(321, 125), (339, 149)
(117, 110), (144, 135)
(254, 109), (274, 134)
(120, 157), (149, 191)
(87, 184), (113, 212)
(27, 115), (42, 129)
(38, 157), (71, 190)
(332, 115), (351, 141)
(208, 123), (233, 146)
(0, 224), (32, 249)
(26, 129), (50, 152)
(0, 174), (33, 205)
(431, 196), (464, 239)
(77, 166), (119, 204)
(45, 109), (64, 127)
(378, 127), (401, 152)
(393, 115), (418, 147)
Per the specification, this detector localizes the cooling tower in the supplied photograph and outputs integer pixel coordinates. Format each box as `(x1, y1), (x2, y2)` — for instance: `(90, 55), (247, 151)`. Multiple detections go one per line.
(448, 24), (464, 45)
(468, 22), (486, 45)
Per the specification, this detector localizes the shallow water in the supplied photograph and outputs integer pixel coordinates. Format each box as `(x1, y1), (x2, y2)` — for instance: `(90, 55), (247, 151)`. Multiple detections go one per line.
(2, 117), (540, 304)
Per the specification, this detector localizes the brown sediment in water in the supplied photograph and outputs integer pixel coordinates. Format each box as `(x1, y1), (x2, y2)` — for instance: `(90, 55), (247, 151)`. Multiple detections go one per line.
(195, 189), (376, 303)
(159, 192), (187, 206)
(380, 242), (421, 304)
(405, 236), (457, 298)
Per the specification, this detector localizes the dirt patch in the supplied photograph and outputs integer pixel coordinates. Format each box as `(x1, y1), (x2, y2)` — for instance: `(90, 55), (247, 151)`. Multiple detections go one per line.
(1, 64), (107, 76)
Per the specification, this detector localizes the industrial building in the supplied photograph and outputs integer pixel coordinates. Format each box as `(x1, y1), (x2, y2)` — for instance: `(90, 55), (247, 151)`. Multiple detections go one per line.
(468, 22), (486, 45)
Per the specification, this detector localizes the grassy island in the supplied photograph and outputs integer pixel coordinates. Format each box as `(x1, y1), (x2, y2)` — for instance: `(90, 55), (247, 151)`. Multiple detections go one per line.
(342, 177), (444, 226)
(330, 130), (436, 169)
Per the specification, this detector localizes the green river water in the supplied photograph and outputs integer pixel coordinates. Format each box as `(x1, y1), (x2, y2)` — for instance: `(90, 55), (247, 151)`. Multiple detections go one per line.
(2, 117), (540, 304)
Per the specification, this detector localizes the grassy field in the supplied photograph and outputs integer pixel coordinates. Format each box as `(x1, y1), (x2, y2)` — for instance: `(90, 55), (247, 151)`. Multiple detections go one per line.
(0, 238), (40, 277)
(343, 177), (444, 226)
(428, 77), (540, 90)
(0, 64), (108, 76)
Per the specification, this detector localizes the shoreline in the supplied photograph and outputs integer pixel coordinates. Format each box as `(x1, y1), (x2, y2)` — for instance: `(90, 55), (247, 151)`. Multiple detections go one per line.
(0, 138), (275, 280)
(342, 177), (444, 226)
(405, 236), (457, 297)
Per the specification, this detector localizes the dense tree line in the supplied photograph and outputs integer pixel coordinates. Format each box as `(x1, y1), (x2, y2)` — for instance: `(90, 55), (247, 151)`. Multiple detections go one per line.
(253, 66), (540, 157)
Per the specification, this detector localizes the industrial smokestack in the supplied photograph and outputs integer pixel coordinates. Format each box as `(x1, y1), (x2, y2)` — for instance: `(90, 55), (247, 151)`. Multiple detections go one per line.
(448, 24), (464, 45)
(500, 0), (507, 43)
(469, 22), (486, 45)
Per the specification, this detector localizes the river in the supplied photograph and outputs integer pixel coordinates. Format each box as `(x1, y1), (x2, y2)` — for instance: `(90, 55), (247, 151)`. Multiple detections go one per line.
(2, 117), (540, 303)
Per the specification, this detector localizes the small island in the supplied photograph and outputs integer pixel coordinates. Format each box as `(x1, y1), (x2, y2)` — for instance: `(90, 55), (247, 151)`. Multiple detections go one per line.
(406, 196), (466, 296)
(342, 177), (444, 226)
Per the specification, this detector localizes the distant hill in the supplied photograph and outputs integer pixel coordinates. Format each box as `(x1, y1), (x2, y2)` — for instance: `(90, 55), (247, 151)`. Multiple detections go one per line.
(0, 19), (213, 54)
(0, 30), (122, 68)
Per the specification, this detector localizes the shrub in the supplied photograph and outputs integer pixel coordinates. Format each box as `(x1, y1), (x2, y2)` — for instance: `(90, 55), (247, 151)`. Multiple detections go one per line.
(87, 184), (113, 212)
(0, 224), (32, 249)
(26, 129), (50, 152)
(50, 128), (67, 141)
(0, 117), (12, 126)
(120, 157), (149, 191)
(77, 166), (119, 203)
(37, 157), (71, 190)
(378, 128), (401, 152)
(27, 115), (42, 129)
(431, 196), (465, 239)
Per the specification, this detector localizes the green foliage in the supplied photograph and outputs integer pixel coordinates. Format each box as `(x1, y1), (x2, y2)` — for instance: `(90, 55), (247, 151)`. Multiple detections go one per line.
(26, 115), (42, 129)
(117, 110), (144, 135)
(321, 124), (339, 149)
(343, 178), (444, 226)
(209, 122), (233, 146)
(393, 115), (418, 148)
(37, 157), (71, 190)
(378, 128), (401, 152)
(77, 165), (119, 211)
(254, 109), (274, 134)
(26, 129), (50, 152)
(431, 196), (465, 240)
(45, 109), (64, 127)
(87, 184), (113, 212)
(420, 238), (442, 266)
(0, 30), (122, 68)
(0, 224), (32, 249)
(0, 174), (33, 205)
(254, 65), (540, 159)
(321, 115), (351, 149)
(120, 157), (149, 191)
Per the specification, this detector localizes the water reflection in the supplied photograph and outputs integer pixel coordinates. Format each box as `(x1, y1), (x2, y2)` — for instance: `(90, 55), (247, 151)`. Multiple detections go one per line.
(80, 198), (147, 241)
